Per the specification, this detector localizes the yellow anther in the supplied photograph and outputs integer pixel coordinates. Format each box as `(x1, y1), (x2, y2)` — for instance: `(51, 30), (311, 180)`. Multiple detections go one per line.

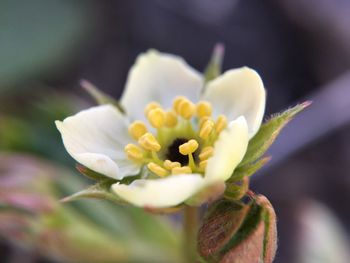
(173, 96), (186, 113)
(128, 121), (148, 140)
(196, 101), (212, 118)
(179, 139), (199, 155)
(199, 119), (214, 139)
(138, 132), (161, 152)
(165, 111), (178, 127)
(215, 115), (228, 134)
(163, 160), (181, 170)
(199, 116), (210, 128)
(199, 146), (214, 161)
(147, 108), (166, 128)
(144, 102), (161, 116)
(124, 144), (144, 161)
(199, 160), (208, 170)
(172, 166), (192, 175)
(178, 99), (195, 119)
(147, 162), (168, 177)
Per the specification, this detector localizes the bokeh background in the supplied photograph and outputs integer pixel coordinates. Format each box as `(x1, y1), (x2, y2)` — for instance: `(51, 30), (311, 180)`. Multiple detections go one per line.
(1, 0), (350, 262)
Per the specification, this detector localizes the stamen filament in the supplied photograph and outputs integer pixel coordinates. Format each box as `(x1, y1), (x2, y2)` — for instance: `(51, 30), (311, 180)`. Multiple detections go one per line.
(151, 151), (163, 165)
(188, 153), (196, 171)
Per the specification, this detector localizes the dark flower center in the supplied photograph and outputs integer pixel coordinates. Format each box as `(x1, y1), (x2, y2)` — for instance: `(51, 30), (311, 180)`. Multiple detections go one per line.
(166, 138), (199, 165)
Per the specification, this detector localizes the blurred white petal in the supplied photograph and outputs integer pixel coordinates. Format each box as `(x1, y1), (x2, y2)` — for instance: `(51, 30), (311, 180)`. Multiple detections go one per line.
(112, 174), (205, 208)
(121, 50), (203, 120)
(203, 67), (266, 138)
(56, 105), (140, 179)
(205, 116), (249, 182)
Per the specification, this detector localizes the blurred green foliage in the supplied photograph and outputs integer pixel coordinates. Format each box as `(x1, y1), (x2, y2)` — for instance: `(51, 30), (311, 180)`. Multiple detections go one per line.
(0, 0), (94, 92)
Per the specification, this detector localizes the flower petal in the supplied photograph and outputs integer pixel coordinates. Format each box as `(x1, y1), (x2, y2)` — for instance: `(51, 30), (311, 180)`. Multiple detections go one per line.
(203, 67), (266, 138)
(121, 50), (203, 120)
(112, 174), (205, 208)
(205, 116), (249, 182)
(55, 105), (140, 179)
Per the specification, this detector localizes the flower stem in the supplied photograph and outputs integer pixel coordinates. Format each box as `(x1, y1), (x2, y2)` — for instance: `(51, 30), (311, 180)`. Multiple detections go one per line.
(183, 206), (199, 263)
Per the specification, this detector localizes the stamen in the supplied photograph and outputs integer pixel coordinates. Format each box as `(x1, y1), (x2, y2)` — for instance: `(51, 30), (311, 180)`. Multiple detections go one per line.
(179, 139), (199, 155)
(138, 132), (161, 152)
(172, 166), (192, 175)
(199, 146), (214, 161)
(147, 108), (165, 128)
(147, 162), (168, 177)
(165, 111), (178, 127)
(215, 115), (228, 134)
(124, 144), (144, 161)
(126, 96), (229, 175)
(144, 102), (161, 116)
(150, 151), (162, 165)
(173, 96), (186, 113)
(199, 116), (210, 128)
(199, 119), (214, 139)
(163, 160), (181, 170)
(199, 160), (208, 170)
(196, 101), (212, 118)
(128, 121), (148, 140)
(177, 99), (195, 119)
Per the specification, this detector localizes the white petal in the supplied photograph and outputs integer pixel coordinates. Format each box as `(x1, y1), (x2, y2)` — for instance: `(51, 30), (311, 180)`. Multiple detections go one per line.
(55, 105), (140, 179)
(203, 67), (266, 138)
(112, 174), (205, 208)
(121, 50), (203, 120)
(205, 116), (249, 182)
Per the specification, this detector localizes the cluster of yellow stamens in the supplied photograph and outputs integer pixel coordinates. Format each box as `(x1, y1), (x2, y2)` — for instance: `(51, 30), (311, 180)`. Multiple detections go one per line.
(124, 96), (228, 178)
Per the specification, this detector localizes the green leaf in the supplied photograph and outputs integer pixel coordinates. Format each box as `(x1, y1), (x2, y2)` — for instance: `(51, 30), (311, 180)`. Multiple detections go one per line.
(60, 181), (124, 205)
(230, 157), (271, 182)
(204, 43), (225, 84)
(80, 79), (125, 113)
(239, 101), (311, 167)
(0, 154), (182, 262)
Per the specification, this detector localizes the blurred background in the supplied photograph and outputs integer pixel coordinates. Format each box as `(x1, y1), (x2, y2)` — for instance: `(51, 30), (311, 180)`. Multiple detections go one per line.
(1, 0), (350, 262)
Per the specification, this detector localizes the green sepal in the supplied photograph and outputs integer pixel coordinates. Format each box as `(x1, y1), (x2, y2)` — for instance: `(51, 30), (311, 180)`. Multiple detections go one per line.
(203, 43), (225, 84)
(60, 180), (124, 205)
(80, 79), (125, 113)
(198, 195), (277, 263)
(198, 199), (251, 258)
(239, 101), (311, 168)
(229, 156), (271, 183)
(224, 176), (250, 201)
(256, 195), (278, 263)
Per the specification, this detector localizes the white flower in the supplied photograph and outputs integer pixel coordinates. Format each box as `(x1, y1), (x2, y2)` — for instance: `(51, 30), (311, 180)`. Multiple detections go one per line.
(55, 50), (266, 208)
